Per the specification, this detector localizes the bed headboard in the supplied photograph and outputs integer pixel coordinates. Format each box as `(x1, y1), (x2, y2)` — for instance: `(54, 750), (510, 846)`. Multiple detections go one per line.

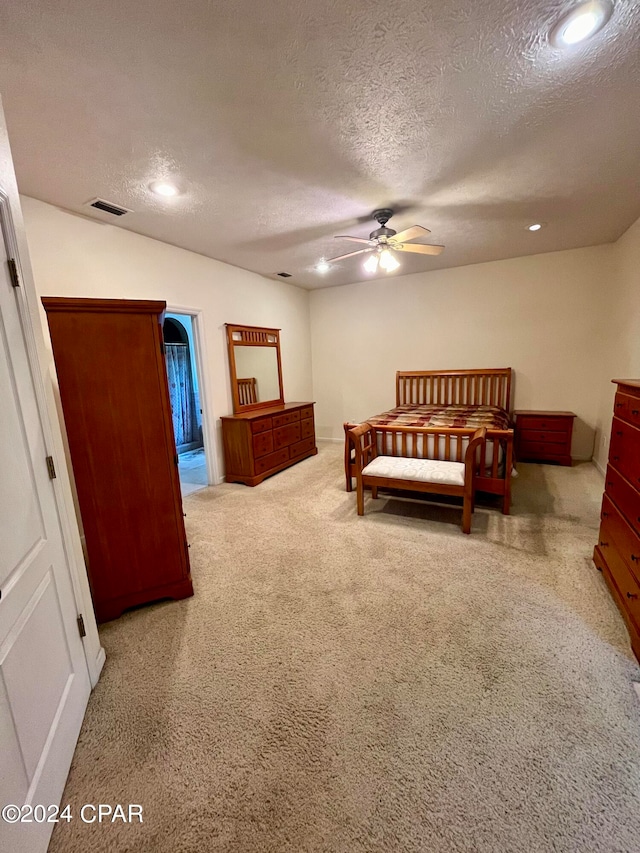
(396, 368), (512, 412)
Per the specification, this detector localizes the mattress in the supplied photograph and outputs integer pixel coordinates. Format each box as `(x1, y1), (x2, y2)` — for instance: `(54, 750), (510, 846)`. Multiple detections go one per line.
(366, 404), (513, 475)
(368, 404), (511, 431)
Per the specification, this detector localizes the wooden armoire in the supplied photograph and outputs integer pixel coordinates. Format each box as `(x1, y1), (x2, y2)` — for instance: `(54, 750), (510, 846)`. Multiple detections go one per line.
(42, 297), (193, 622)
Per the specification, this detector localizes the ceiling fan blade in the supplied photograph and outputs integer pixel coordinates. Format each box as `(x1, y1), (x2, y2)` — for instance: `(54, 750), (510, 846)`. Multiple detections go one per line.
(334, 235), (372, 244)
(327, 248), (371, 263)
(391, 225), (431, 243)
(396, 243), (445, 256)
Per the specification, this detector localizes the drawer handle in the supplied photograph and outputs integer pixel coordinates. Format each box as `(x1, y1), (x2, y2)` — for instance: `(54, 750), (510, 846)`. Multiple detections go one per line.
(616, 430), (623, 436)
(616, 402), (624, 408)
(627, 592), (638, 600)
(612, 455), (620, 461)
(607, 481), (614, 487)
(602, 511), (610, 518)
(600, 540), (609, 547)
(632, 555), (640, 563)
(633, 410), (640, 416)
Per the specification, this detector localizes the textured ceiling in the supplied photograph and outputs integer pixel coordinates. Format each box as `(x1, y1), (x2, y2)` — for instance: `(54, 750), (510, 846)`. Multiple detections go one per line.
(0, 0), (639, 289)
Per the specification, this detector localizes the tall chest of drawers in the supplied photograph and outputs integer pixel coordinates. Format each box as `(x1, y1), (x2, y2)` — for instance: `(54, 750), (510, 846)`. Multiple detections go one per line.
(593, 380), (640, 660)
(222, 402), (317, 485)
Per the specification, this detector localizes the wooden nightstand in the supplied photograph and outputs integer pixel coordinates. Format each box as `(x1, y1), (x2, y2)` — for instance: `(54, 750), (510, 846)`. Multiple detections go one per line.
(514, 410), (576, 466)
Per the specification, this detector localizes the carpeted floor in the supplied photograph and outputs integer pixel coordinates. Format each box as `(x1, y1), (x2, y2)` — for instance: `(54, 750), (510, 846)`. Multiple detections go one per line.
(50, 443), (640, 853)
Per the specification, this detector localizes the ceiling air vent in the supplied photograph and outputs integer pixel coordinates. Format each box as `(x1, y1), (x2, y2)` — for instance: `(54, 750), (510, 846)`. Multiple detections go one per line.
(276, 272), (292, 278)
(86, 198), (132, 217)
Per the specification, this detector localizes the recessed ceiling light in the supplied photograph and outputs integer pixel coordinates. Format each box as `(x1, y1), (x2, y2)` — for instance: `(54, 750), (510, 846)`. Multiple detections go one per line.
(551, 1), (613, 47)
(149, 181), (179, 197)
(527, 223), (544, 231)
(315, 260), (330, 273)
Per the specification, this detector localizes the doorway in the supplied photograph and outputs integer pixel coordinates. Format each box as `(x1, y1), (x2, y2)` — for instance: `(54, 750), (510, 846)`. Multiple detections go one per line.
(163, 313), (208, 496)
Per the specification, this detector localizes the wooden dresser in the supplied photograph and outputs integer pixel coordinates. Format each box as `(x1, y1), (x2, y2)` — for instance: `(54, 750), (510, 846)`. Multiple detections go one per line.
(514, 410), (575, 466)
(593, 380), (640, 660)
(222, 402), (317, 486)
(43, 297), (193, 622)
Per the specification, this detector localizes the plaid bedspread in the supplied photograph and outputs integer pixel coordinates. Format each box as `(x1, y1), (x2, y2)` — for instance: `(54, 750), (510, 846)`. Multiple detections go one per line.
(367, 404), (511, 431)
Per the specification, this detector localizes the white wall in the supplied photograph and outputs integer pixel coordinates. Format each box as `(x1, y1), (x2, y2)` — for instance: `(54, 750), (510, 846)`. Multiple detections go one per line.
(310, 244), (615, 460)
(593, 217), (640, 472)
(21, 196), (312, 481)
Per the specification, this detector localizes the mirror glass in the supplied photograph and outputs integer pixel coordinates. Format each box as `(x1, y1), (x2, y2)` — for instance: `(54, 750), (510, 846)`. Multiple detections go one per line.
(234, 346), (280, 404)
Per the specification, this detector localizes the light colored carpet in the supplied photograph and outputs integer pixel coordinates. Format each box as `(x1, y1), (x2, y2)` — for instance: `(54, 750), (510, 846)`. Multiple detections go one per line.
(50, 444), (640, 853)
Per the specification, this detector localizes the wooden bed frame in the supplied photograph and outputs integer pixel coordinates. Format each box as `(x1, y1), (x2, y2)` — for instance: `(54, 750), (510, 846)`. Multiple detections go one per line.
(343, 368), (514, 514)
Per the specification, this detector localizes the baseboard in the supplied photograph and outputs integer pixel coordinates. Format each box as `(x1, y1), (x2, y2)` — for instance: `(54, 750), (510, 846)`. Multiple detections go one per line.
(592, 458), (606, 477)
(316, 436), (343, 444)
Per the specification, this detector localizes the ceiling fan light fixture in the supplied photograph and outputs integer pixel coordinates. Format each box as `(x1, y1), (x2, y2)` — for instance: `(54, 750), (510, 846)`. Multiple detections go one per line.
(379, 248), (400, 272)
(315, 260), (330, 273)
(551, 1), (613, 47)
(363, 254), (379, 274)
(527, 222), (544, 231)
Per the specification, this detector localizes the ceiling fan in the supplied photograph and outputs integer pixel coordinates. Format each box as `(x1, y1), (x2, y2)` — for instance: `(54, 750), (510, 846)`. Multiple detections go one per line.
(327, 208), (444, 274)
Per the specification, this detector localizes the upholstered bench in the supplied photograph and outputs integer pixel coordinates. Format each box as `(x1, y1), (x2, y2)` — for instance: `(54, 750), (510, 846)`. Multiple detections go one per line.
(348, 423), (486, 534)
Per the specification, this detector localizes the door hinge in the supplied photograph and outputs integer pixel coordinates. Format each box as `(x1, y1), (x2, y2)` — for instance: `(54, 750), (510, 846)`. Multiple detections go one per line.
(77, 614), (86, 638)
(174, 453), (179, 465)
(8, 258), (20, 288)
(160, 341), (165, 355)
(46, 455), (57, 479)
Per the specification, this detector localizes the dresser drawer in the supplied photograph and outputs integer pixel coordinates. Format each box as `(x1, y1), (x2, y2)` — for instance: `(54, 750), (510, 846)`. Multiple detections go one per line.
(605, 465), (640, 538)
(251, 416), (273, 434)
(290, 436), (315, 458)
(598, 517), (640, 629)
(600, 495), (640, 584)
(609, 419), (640, 487)
(273, 410), (300, 428)
(255, 448), (289, 475)
(614, 393), (640, 429)
(519, 439), (568, 458)
(252, 430), (273, 459)
(273, 423), (301, 449)
(299, 405), (314, 421)
(520, 429), (568, 445)
(517, 415), (573, 432)
(300, 417), (315, 439)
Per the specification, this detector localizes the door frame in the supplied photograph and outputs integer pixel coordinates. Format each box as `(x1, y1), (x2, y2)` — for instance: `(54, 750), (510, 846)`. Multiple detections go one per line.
(165, 304), (218, 486)
(0, 191), (103, 687)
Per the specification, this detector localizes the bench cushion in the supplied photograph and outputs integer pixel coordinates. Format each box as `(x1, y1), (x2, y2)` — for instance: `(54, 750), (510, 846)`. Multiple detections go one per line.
(362, 455), (465, 487)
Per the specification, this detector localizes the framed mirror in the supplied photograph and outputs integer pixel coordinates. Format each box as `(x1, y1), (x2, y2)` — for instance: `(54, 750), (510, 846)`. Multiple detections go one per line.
(226, 323), (284, 413)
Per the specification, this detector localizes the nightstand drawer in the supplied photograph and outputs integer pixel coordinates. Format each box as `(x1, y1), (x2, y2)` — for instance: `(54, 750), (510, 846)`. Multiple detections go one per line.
(519, 439), (568, 457)
(517, 415), (573, 431)
(520, 429), (569, 445)
(299, 405), (314, 420)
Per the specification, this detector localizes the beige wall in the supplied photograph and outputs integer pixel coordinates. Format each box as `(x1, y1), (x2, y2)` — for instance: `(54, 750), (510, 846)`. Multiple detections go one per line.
(22, 196), (312, 481)
(592, 217), (640, 472)
(310, 245), (615, 460)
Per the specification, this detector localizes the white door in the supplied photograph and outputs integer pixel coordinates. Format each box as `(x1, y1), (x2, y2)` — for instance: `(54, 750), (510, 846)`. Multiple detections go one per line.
(0, 214), (92, 851)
